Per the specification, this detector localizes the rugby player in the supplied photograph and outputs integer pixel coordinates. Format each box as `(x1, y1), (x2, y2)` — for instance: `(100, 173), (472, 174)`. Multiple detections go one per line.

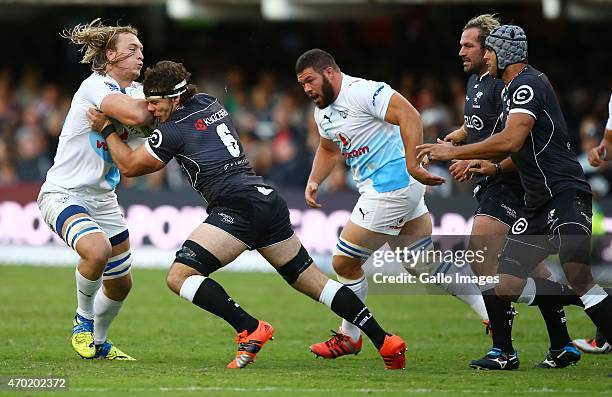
(86, 60), (408, 370)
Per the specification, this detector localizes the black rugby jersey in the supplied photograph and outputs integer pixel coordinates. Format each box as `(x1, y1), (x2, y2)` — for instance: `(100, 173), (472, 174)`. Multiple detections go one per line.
(465, 72), (522, 191)
(146, 93), (265, 204)
(502, 65), (590, 208)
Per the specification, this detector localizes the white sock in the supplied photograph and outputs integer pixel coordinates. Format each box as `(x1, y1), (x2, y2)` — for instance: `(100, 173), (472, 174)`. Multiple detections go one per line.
(179, 275), (206, 302)
(580, 284), (608, 310)
(337, 276), (368, 341)
(318, 279), (343, 307)
(517, 277), (536, 305)
(93, 289), (124, 345)
(75, 268), (102, 320)
(434, 262), (489, 321)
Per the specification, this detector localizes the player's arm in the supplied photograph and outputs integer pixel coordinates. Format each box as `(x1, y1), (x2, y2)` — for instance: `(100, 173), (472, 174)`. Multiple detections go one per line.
(464, 156), (516, 178)
(384, 93), (445, 185)
(444, 123), (468, 145)
(99, 93), (153, 126)
(588, 128), (612, 166)
(305, 137), (339, 208)
(417, 113), (534, 162)
(87, 108), (164, 177)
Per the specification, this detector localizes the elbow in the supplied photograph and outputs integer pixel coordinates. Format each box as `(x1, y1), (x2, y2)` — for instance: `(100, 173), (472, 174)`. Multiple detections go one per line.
(119, 164), (137, 177)
(507, 140), (522, 153)
(123, 168), (139, 178)
(123, 111), (149, 127)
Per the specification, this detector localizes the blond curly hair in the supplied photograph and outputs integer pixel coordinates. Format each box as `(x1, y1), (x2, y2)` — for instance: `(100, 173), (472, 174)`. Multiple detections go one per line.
(463, 14), (501, 49)
(61, 18), (139, 74)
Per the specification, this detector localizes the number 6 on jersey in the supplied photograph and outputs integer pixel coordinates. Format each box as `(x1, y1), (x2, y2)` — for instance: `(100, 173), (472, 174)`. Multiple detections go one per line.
(216, 123), (240, 157)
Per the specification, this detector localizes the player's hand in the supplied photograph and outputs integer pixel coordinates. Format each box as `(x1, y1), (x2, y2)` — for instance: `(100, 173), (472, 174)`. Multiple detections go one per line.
(444, 129), (467, 146)
(87, 108), (112, 132)
(416, 141), (457, 163)
(466, 159), (496, 177)
(449, 160), (472, 182)
(409, 166), (446, 186)
(305, 181), (322, 208)
(588, 144), (607, 167)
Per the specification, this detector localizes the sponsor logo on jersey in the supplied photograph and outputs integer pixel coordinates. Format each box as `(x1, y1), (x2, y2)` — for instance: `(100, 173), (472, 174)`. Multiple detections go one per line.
(104, 82), (120, 92)
(337, 132), (351, 148)
(148, 129), (163, 148)
(343, 146), (370, 159)
(194, 118), (208, 131)
(464, 115), (484, 131)
(203, 108), (229, 126)
(372, 84), (385, 106)
(90, 131), (129, 162)
(512, 85), (534, 105)
(339, 109), (349, 119)
(256, 186), (274, 196)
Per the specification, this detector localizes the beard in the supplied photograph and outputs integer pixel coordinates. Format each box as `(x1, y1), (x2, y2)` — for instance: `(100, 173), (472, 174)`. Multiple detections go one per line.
(317, 75), (335, 109)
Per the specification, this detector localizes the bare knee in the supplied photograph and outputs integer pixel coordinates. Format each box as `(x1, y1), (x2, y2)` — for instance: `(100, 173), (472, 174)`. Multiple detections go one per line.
(104, 274), (132, 301)
(332, 256), (363, 280)
(494, 275), (525, 301)
(166, 263), (199, 295)
(562, 262), (593, 296)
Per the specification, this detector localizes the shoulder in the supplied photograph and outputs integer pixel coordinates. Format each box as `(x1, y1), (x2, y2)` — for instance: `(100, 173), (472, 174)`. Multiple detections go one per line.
(344, 75), (393, 106)
(467, 74), (478, 87)
(82, 73), (120, 92)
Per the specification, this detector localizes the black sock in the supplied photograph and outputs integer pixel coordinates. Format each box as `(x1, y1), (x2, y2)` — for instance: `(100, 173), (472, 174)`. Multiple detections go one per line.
(483, 288), (515, 353)
(530, 278), (584, 307)
(584, 295), (612, 345)
(537, 304), (571, 350)
(595, 328), (609, 346)
(330, 286), (388, 349)
(192, 277), (259, 334)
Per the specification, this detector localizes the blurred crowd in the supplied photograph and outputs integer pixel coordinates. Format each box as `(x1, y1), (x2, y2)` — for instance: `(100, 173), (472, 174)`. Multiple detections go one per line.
(0, 66), (611, 198)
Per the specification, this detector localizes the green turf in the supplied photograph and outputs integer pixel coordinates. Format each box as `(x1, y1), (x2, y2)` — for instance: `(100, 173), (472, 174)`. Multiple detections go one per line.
(0, 265), (610, 397)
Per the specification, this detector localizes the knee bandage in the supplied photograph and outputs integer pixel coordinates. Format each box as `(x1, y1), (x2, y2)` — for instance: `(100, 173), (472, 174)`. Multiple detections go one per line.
(63, 216), (103, 249)
(333, 237), (373, 261)
(175, 240), (222, 276)
(276, 245), (313, 284)
(103, 250), (133, 280)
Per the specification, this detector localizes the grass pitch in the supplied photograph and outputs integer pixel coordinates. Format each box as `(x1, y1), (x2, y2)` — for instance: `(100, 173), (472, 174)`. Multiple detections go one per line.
(0, 265), (610, 396)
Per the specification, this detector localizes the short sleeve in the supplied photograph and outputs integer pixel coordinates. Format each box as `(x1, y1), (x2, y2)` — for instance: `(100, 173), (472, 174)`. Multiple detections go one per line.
(351, 79), (396, 120)
(81, 76), (120, 109)
(507, 75), (545, 120)
(144, 124), (183, 163)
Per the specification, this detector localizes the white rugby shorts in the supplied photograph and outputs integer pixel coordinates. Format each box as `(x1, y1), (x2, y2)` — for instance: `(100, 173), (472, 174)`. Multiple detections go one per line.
(349, 181), (428, 235)
(37, 181), (127, 245)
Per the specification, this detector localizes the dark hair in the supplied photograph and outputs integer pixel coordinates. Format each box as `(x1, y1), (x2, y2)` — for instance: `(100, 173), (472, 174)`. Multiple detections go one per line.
(295, 48), (340, 75)
(143, 60), (197, 106)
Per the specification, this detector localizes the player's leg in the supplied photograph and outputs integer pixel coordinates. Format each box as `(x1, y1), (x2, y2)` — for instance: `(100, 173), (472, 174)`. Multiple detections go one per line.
(552, 192), (612, 354)
(258, 233), (406, 369)
(467, 215), (519, 368)
(166, 221), (271, 369)
(37, 189), (110, 359)
(90, 232), (135, 360)
(398, 212), (489, 322)
(329, 220), (388, 348)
